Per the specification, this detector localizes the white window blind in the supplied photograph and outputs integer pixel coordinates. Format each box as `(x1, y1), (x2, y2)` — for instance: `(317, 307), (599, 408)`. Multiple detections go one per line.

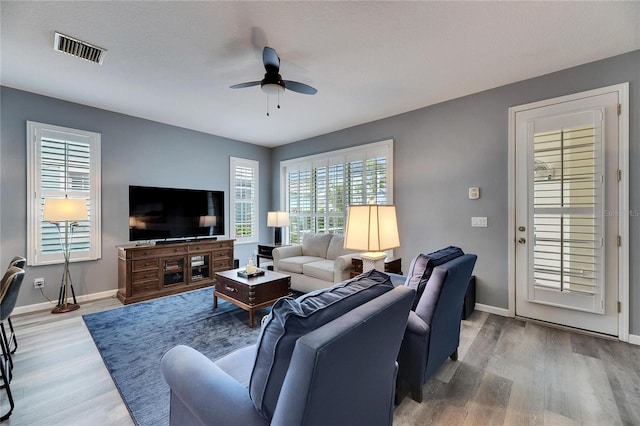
(281, 140), (393, 245)
(230, 157), (259, 244)
(27, 121), (102, 266)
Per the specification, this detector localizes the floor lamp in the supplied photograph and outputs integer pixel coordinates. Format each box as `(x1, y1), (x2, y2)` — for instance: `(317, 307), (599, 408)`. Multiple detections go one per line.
(267, 211), (290, 246)
(43, 197), (88, 314)
(344, 204), (400, 272)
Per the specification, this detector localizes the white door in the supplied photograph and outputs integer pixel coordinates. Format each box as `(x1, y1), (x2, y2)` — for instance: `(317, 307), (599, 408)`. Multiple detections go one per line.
(514, 90), (620, 336)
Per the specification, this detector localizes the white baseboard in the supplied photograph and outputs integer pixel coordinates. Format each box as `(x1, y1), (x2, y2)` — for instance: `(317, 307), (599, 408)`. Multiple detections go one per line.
(628, 334), (640, 346)
(13, 289), (118, 316)
(475, 303), (510, 317)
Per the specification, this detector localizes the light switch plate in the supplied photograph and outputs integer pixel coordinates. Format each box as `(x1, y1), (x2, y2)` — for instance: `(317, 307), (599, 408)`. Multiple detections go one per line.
(471, 217), (488, 227)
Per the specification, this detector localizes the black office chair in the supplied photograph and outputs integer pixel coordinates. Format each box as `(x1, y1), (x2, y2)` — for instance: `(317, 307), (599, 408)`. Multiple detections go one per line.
(0, 266), (25, 421)
(7, 256), (26, 269)
(2, 256), (26, 357)
(0, 264), (25, 377)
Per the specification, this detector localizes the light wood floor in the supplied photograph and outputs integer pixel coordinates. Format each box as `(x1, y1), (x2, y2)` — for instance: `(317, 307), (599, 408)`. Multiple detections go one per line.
(2, 296), (639, 425)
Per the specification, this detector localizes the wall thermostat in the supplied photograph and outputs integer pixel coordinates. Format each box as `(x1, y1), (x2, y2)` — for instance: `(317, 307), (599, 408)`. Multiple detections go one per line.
(468, 187), (480, 200)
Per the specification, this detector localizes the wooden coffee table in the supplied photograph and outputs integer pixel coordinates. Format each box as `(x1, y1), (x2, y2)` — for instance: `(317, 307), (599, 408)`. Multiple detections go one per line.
(214, 269), (291, 328)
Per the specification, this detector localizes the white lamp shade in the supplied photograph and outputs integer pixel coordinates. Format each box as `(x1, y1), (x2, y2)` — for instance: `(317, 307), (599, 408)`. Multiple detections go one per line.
(267, 211), (290, 227)
(344, 205), (400, 252)
(43, 198), (88, 222)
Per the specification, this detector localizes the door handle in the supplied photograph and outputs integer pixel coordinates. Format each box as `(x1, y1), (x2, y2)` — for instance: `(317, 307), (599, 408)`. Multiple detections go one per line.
(518, 238), (526, 244)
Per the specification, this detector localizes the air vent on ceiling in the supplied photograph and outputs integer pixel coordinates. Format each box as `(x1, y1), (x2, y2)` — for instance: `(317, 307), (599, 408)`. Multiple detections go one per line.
(53, 32), (106, 64)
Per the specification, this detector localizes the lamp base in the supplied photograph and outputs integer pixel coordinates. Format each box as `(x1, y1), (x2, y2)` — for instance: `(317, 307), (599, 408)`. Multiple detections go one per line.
(361, 252), (387, 272)
(274, 227), (283, 246)
(51, 303), (80, 314)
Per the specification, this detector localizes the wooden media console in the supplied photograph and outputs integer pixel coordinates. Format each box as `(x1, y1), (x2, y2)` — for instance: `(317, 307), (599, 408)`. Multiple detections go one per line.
(117, 239), (234, 304)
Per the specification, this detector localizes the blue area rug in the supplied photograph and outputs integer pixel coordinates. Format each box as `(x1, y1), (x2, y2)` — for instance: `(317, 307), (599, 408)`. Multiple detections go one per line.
(83, 288), (266, 426)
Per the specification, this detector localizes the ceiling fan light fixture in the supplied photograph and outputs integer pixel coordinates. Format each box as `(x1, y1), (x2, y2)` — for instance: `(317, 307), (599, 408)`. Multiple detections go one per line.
(230, 47), (316, 116)
(261, 82), (285, 95)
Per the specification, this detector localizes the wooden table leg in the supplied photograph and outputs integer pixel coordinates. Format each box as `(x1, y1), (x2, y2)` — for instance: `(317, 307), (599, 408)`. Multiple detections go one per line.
(213, 294), (218, 309)
(249, 309), (255, 328)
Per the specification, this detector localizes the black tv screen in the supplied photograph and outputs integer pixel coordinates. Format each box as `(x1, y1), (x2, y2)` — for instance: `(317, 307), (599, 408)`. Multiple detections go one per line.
(129, 186), (224, 241)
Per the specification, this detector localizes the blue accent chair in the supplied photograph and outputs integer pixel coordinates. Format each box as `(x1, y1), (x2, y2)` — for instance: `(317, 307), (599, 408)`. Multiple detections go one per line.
(161, 284), (415, 426)
(390, 252), (477, 402)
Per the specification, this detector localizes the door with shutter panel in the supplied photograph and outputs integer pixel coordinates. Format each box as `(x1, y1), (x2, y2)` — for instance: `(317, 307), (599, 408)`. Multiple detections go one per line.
(514, 90), (620, 336)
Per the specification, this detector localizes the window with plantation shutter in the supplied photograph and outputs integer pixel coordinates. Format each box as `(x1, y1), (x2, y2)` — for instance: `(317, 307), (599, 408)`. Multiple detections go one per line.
(27, 121), (102, 266)
(346, 155), (388, 205)
(281, 140), (393, 245)
(530, 113), (605, 310)
(230, 157), (259, 244)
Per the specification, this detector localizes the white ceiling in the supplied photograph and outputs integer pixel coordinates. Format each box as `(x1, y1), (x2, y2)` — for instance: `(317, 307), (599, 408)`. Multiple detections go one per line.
(2, 1), (639, 147)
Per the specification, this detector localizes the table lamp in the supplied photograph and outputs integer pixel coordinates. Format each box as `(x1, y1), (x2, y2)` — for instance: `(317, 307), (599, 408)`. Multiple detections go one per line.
(267, 211), (289, 245)
(199, 215), (217, 236)
(43, 197), (88, 314)
(344, 204), (400, 272)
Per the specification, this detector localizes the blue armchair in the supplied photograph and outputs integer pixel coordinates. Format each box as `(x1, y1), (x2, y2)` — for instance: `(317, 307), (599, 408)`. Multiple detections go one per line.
(391, 251), (477, 402)
(162, 275), (414, 426)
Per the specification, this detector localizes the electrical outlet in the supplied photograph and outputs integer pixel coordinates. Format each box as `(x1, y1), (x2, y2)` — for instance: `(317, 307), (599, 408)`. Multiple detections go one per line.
(34, 278), (45, 289)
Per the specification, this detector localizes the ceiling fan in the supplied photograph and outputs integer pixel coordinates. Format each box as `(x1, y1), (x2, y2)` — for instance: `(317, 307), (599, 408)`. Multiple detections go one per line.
(230, 46), (317, 115)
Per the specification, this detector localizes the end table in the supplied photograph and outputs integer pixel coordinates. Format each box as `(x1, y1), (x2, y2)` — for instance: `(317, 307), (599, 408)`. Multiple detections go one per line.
(256, 243), (290, 269)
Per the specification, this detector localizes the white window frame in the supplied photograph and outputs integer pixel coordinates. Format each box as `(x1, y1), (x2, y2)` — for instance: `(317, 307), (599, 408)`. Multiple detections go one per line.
(26, 121), (102, 266)
(230, 156), (259, 244)
(280, 139), (394, 244)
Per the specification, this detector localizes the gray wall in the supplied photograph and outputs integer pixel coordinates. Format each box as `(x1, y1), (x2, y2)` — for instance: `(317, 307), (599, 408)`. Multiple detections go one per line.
(2, 50), (638, 334)
(272, 50), (640, 334)
(0, 86), (272, 308)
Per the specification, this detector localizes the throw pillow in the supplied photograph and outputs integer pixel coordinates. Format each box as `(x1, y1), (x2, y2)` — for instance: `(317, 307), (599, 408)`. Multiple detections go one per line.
(404, 254), (431, 310)
(404, 246), (465, 310)
(428, 246), (465, 267)
(249, 269), (394, 420)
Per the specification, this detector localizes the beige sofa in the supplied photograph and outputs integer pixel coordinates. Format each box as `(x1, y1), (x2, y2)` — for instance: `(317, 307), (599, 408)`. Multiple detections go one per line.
(273, 233), (359, 293)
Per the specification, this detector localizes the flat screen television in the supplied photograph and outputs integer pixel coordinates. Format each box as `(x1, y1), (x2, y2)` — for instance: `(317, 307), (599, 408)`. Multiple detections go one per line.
(129, 185), (224, 242)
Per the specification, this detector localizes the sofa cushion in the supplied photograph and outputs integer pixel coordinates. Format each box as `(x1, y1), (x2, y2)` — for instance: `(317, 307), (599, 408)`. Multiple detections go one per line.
(326, 234), (349, 260)
(277, 256), (325, 274)
(302, 259), (335, 282)
(214, 345), (257, 387)
(249, 269), (394, 420)
(302, 233), (333, 258)
(405, 246), (464, 310)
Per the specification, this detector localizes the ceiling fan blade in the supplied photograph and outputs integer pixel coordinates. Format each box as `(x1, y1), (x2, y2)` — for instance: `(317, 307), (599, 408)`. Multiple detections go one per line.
(283, 80), (317, 95)
(230, 81), (261, 89)
(263, 47), (280, 73)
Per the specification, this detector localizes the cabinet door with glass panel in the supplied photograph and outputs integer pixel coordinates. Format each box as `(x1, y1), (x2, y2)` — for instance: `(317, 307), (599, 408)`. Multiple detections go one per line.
(190, 254), (211, 283)
(162, 257), (186, 286)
